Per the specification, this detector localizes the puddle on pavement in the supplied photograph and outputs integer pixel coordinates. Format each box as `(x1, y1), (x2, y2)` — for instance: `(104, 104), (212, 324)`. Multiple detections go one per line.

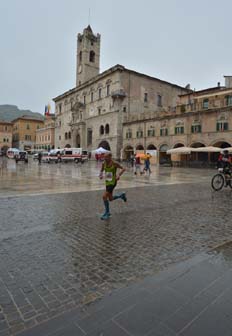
(212, 241), (232, 264)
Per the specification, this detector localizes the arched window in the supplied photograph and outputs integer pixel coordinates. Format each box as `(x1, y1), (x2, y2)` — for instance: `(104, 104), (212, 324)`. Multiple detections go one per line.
(100, 125), (104, 135)
(105, 124), (110, 134)
(65, 132), (68, 140)
(68, 132), (71, 139)
(79, 51), (82, 62)
(89, 50), (95, 62)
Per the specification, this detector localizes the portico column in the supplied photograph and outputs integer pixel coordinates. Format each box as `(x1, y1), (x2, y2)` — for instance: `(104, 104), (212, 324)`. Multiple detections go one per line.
(72, 129), (77, 147)
(157, 150), (160, 166)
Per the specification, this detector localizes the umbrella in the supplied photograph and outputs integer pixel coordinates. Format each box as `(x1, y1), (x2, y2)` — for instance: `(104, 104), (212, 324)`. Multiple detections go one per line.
(93, 147), (111, 154)
(191, 146), (221, 152)
(136, 153), (147, 159)
(167, 147), (192, 155)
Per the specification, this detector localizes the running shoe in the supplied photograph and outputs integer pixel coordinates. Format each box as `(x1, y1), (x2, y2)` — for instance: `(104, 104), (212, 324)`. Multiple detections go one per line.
(101, 212), (111, 220)
(121, 192), (127, 202)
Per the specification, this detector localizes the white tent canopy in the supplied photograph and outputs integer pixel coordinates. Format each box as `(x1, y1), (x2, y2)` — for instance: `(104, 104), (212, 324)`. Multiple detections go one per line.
(167, 146), (223, 155)
(92, 147), (111, 154)
(167, 147), (192, 154)
(222, 147), (232, 153)
(191, 146), (221, 152)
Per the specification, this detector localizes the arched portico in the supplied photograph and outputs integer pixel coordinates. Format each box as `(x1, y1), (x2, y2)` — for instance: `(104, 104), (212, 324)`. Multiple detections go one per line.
(146, 144), (157, 164)
(212, 140), (231, 148)
(173, 143), (184, 149)
(124, 145), (134, 160)
(190, 142), (206, 162)
(190, 142), (205, 148)
(98, 140), (111, 151)
(147, 144), (157, 150)
(159, 144), (170, 165)
(71, 129), (81, 148)
(136, 144), (144, 151)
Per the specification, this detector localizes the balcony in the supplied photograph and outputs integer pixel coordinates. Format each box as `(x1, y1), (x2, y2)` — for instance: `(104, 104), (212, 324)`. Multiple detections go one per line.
(111, 89), (126, 99)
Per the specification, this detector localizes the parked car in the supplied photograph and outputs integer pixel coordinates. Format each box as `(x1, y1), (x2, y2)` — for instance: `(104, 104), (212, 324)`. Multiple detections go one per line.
(15, 151), (28, 163)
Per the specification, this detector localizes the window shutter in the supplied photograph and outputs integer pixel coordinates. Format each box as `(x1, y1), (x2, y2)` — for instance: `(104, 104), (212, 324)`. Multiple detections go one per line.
(224, 122), (228, 131)
(216, 123), (219, 131)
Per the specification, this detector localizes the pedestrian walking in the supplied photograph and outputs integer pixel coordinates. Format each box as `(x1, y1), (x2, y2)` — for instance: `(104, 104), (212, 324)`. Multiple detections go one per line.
(99, 152), (127, 220)
(38, 152), (42, 165)
(134, 154), (142, 175)
(143, 154), (152, 174)
(130, 155), (135, 168)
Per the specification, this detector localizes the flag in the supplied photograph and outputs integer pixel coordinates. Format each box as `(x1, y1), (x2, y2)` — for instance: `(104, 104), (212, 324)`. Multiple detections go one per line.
(44, 105), (48, 115)
(47, 103), (51, 115)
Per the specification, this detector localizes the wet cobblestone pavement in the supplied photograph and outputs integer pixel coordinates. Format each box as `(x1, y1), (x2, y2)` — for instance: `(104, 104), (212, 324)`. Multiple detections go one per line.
(0, 158), (232, 334)
(0, 157), (212, 197)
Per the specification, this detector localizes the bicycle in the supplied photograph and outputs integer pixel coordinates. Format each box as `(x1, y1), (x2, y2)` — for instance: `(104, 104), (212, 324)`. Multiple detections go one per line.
(211, 167), (232, 191)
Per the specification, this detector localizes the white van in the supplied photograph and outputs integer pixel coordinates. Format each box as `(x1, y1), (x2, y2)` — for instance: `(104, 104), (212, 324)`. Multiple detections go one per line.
(7, 148), (19, 159)
(42, 149), (62, 163)
(61, 148), (88, 163)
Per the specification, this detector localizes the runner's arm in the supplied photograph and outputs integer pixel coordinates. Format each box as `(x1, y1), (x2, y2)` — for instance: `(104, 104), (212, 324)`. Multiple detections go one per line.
(115, 162), (126, 180)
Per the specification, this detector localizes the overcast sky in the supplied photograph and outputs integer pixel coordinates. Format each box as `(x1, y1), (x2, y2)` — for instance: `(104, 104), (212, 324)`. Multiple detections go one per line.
(0, 0), (231, 114)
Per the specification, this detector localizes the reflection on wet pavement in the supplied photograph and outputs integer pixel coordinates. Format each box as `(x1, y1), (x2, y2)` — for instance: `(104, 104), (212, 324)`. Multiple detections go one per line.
(213, 241), (232, 266)
(0, 157), (213, 197)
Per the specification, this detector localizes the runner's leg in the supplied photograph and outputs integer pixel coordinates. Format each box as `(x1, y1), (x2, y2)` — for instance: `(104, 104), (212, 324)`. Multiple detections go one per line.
(102, 192), (110, 215)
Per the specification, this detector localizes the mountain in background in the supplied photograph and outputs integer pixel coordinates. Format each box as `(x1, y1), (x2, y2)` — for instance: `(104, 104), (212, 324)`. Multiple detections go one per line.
(0, 105), (44, 122)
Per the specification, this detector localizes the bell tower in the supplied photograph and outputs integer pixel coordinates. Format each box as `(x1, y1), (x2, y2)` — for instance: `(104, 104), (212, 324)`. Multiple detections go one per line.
(76, 25), (101, 86)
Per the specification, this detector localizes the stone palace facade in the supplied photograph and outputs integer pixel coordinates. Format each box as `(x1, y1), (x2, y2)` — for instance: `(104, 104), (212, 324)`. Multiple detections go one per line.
(53, 26), (189, 159)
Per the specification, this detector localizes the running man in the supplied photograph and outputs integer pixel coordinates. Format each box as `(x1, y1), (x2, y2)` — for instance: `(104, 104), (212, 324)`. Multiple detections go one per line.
(99, 152), (127, 220)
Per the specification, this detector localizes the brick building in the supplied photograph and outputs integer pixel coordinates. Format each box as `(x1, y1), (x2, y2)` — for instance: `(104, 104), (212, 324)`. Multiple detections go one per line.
(0, 121), (13, 153)
(35, 114), (55, 151)
(12, 116), (44, 151)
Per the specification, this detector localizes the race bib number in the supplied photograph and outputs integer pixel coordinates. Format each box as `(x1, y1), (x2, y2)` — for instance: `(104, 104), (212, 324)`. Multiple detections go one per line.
(105, 172), (113, 182)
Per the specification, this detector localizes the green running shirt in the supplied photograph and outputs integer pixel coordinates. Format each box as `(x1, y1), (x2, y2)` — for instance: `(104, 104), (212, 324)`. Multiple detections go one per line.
(104, 162), (117, 186)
